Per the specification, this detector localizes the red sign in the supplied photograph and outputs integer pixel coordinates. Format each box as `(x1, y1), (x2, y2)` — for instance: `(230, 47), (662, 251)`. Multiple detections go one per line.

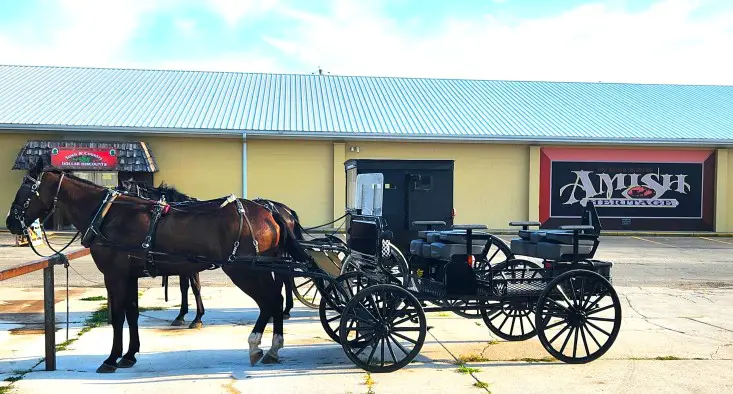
(50, 148), (118, 170)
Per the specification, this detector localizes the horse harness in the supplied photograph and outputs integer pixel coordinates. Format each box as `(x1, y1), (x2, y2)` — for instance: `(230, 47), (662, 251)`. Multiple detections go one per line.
(80, 189), (261, 278)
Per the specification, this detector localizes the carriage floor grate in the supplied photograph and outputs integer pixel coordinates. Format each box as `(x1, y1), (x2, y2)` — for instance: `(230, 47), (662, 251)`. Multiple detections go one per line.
(406, 275), (447, 299)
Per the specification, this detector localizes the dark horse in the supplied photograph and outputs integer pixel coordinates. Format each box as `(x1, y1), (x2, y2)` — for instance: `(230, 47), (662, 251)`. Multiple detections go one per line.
(6, 158), (310, 373)
(118, 179), (298, 326)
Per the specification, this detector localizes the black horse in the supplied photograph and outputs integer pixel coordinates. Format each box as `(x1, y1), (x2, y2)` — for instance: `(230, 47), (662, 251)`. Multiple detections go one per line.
(118, 179), (298, 326)
(6, 158), (311, 373)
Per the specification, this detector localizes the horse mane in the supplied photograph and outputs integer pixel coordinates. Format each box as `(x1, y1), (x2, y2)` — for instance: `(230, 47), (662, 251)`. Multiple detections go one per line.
(41, 166), (103, 189)
(156, 182), (196, 202)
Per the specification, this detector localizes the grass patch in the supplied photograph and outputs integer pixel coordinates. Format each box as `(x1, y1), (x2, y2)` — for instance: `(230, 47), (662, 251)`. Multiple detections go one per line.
(80, 295), (107, 301)
(631, 355), (691, 361)
(0, 386), (11, 394)
(473, 381), (490, 390)
(55, 338), (75, 351)
(455, 353), (491, 364)
(138, 306), (166, 312)
(457, 365), (481, 374)
(513, 357), (556, 363)
(3, 376), (21, 383)
(486, 340), (499, 346)
(655, 356), (683, 361)
(362, 372), (376, 394)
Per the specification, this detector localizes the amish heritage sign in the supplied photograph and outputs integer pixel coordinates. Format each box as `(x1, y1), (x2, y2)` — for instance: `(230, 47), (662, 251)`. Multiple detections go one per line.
(51, 148), (118, 170)
(551, 161), (701, 219)
(539, 148), (715, 231)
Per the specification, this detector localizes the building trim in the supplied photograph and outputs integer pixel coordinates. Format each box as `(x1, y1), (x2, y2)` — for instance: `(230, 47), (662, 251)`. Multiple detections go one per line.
(3, 124), (733, 147)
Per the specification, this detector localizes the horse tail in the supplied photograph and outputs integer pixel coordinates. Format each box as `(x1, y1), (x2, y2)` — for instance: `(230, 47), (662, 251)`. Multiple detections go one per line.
(270, 209), (311, 264)
(289, 208), (304, 241)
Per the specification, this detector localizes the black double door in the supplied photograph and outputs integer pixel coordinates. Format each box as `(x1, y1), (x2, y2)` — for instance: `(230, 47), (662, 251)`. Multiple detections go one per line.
(345, 159), (454, 255)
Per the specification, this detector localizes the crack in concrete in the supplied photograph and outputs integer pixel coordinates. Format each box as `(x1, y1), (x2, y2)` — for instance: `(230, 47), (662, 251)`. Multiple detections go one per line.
(684, 318), (733, 334)
(624, 294), (687, 335)
(427, 331), (491, 393)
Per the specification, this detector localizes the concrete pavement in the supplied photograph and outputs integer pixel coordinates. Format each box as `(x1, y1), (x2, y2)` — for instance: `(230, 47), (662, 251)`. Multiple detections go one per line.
(1, 282), (732, 394)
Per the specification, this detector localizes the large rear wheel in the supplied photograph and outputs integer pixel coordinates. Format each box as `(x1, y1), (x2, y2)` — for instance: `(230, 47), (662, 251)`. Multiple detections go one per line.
(535, 269), (622, 363)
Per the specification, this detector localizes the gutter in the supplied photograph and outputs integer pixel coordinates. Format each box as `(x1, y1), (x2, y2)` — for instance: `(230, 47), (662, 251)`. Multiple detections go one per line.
(3, 123), (733, 147)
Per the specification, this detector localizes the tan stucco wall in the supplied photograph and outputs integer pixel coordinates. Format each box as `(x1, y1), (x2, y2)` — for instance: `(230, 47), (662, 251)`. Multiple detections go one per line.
(144, 136), (242, 200)
(343, 141), (530, 229)
(246, 139), (334, 226)
(0, 132), (54, 223)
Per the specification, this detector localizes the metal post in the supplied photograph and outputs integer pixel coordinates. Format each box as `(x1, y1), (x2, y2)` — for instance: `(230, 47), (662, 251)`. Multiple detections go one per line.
(43, 264), (56, 371)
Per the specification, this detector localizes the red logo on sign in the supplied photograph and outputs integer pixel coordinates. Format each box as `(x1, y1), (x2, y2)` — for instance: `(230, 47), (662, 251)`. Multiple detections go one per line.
(51, 148), (118, 170)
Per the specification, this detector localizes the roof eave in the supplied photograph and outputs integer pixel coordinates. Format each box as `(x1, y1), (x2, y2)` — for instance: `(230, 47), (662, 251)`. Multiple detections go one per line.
(2, 123), (733, 147)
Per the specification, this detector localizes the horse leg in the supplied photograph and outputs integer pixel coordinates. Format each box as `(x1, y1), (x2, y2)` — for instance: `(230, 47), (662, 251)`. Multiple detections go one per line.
(189, 272), (204, 329)
(282, 275), (294, 320)
(119, 276), (140, 368)
(172, 275), (189, 326)
(262, 275), (284, 365)
(222, 268), (274, 366)
(97, 274), (128, 373)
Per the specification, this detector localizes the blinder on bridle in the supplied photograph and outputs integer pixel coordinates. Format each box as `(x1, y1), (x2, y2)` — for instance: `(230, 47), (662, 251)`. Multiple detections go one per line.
(11, 172), (65, 231)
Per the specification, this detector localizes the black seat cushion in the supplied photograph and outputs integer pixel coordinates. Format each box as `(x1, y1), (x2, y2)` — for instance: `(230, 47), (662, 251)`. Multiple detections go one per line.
(510, 239), (538, 257)
(536, 242), (593, 260)
(545, 232), (596, 246)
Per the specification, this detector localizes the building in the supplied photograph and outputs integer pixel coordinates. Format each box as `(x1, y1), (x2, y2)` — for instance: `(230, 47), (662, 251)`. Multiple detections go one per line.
(2, 65), (733, 233)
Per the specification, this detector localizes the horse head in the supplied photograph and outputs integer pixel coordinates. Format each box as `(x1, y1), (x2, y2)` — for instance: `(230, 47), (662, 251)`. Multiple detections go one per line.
(6, 157), (64, 235)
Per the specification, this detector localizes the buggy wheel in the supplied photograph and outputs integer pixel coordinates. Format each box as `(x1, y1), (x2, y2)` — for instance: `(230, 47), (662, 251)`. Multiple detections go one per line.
(293, 276), (322, 309)
(535, 269), (622, 364)
(340, 244), (409, 287)
(339, 284), (427, 373)
(319, 272), (379, 343)
(474, 235), (514, 280)
(481, 259), (544, 341)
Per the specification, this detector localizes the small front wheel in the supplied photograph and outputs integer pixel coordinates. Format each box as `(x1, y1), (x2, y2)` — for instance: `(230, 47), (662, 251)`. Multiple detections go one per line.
(319, 272), (379, 344)
(339, 284), (427, 373)
(535, 269), (622, 363)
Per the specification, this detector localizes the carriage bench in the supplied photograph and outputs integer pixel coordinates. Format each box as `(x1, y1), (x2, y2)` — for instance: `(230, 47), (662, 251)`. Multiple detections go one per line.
(508, 201), (602, 263)
(409, 223), (490, 261)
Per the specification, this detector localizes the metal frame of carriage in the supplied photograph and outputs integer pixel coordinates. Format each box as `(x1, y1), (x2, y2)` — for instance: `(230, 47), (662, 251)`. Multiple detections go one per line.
(306, 197), (621, 373)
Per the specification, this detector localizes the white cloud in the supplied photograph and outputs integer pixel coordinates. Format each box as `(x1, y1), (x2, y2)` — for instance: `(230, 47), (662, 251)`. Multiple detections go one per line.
(266, 0), (733, 85)
(0, 0), (161, 68)
(205, 0), (280, 27)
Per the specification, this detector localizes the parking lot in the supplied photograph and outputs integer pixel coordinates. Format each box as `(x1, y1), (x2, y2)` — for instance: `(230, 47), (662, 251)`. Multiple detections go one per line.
(1, 231), (732, 393)
(3, 232), (733, 290)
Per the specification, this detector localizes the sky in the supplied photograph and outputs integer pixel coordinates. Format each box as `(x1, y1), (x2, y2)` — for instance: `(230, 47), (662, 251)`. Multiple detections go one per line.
(0, 0), (731, 85)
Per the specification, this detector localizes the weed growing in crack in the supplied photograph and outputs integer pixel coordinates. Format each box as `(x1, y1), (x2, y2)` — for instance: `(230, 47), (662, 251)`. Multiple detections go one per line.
(457, 365), (481, 374)
(362, 372), (376, 394)
(80, 295), (107, 301)
(138, 306), (166, 312)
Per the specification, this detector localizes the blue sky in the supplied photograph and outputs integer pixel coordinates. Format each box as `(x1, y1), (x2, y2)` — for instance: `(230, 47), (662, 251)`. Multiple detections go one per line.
(0, 0), (731, 84)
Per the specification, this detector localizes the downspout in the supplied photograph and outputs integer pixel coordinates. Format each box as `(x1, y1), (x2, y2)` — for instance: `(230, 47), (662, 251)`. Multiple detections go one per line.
(242, 132), (248, 199)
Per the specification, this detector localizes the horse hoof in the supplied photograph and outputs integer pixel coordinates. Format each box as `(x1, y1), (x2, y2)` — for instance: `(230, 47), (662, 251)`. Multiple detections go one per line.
(117, 358), (136, 368)
(283, 313), (291, 320)
(262, 353), (280, 365)
(96, 363), (117, 373)
(249, 350), (264, 366)
(189, 321), (203, 329)
(268, 317), (273, 323)
(171, 319), (185, 327)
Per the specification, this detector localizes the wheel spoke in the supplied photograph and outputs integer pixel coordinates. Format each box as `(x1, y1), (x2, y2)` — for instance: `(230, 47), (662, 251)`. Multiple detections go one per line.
(560, 326), (575, 354)
(388, 333), (411, 355)
(381, 337), (386, 367)
(585, 304), (614, 316)
(548, 298), (571, 311)
(568, 279), (580, 307)
(582, 281), (599, 309)
(392, 327), (423, 332)
(586, 316), (616, 323)
(585, 288), (610, 311)
(580, 325), (591, 358)
(366, 339), (379, 366)
(572, 325), (579, 358)
(586, 320), (612, 337)
(584, 323), (602, 348)
(392, 331), (419, 345)
(549, 323), (571, 344)
(543, 319), (565, 331)
(497, 313), (511, 331)
(386, 335), (398, 363)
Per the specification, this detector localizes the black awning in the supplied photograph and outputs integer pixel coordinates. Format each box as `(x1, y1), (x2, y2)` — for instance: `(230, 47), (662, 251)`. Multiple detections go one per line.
(12, 140), (159, 173)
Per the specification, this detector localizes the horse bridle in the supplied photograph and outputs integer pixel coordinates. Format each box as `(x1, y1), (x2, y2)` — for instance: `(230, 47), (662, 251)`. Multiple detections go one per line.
(12, 171), (80, 257)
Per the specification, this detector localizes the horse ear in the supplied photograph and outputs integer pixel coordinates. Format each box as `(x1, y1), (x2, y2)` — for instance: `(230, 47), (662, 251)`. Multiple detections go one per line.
(29, 156), (45, 177)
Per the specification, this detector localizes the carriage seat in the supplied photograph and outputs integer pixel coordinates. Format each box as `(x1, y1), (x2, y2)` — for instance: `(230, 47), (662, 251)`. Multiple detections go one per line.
(508, 201), (602, 261)
(429, 242), (484, 260)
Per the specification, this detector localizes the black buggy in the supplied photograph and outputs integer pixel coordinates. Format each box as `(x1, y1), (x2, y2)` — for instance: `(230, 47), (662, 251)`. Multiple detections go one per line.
(314, 200), (622, 373)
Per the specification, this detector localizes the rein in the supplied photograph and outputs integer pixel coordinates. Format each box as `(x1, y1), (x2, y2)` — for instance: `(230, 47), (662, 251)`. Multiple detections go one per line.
(14, 172), (81, 258)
